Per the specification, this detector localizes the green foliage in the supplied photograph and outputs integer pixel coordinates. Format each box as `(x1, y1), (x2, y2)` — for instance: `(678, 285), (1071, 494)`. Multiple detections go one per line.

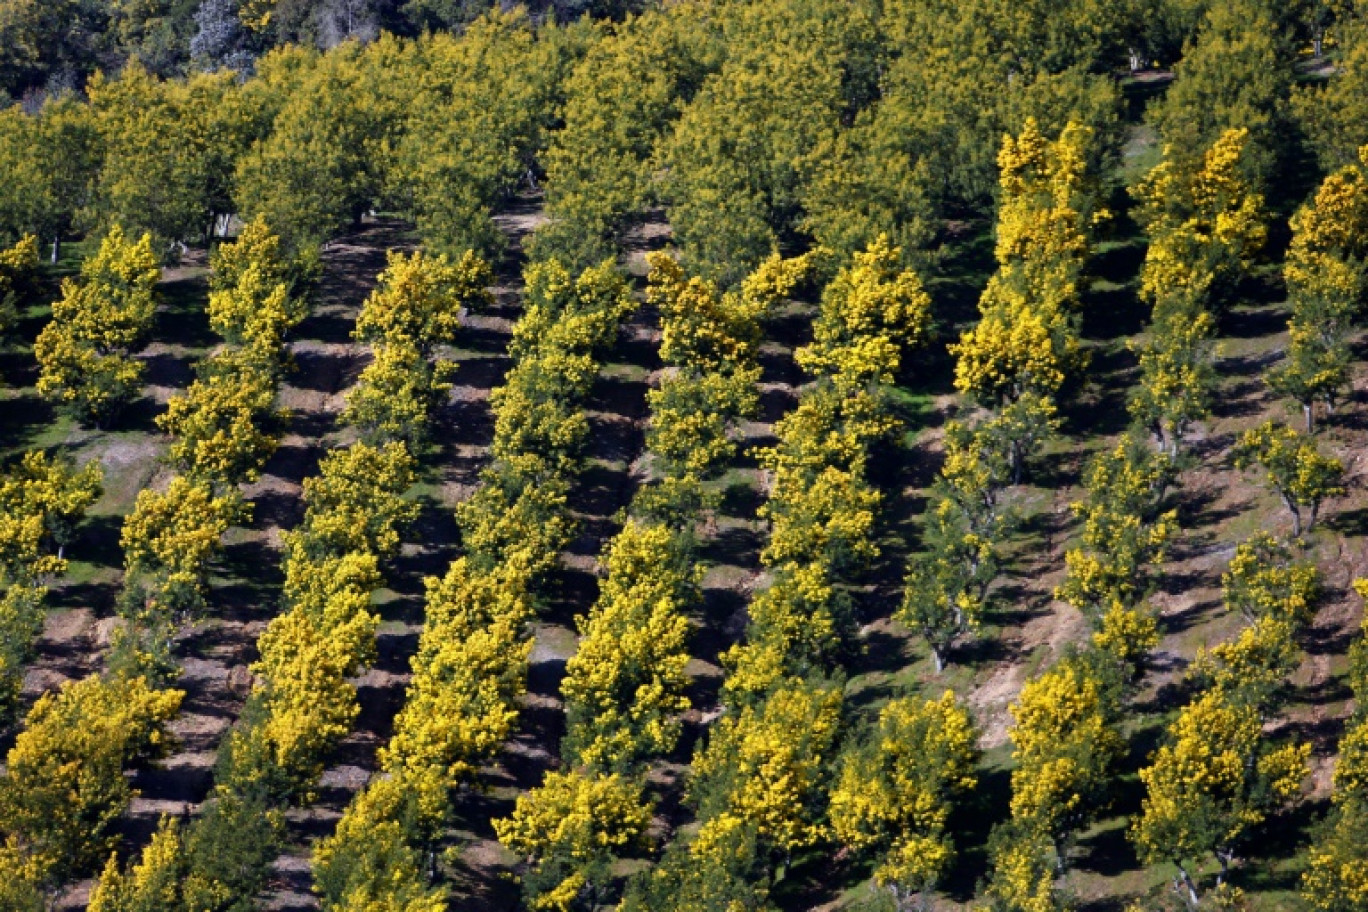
(1269, 151), (1368, 431)
(90, 793), (284, 912)
(898, 483), (1005, 673)
(829, 692), (978, 906)
(658, 0), (878, 285)
(0, 95), (100, 254)
(1302, 587), (1368, 911)
(1231, 420), (1346, 537)
(561, 521), (697, 772)
(0, 584), (44, 730)
(495, 769), (652, 912)
(1055, 434), (1175, 673)
(1128, 303), (1217, 456)
(1294, 21), (1368, 172)
(234, 39), (409, 249)
(1131, 689), (1308, 902)
(34, 226), (159, 425)
(393, 11), (573, 260)
(86, 64), (254, 253)
(0, 450), (101, 727)
(0, 233), (38, 339)
(531, 7), (715, 266)
(0, 674), (182, 888)
(1146, 0), (1293, 184)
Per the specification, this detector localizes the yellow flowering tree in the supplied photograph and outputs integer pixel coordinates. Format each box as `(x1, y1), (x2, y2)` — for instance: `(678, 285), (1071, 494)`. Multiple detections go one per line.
(951, 119), (1101, 414)
(1220, 532), (1320, 628)
(116, 478), (243, 678)
(794, 235), (931, 390)
(34, 226), (159, 426)
(1269, 148), (1368, 432)
(829, 692), (978, 910)
(1055, 435), (1175, 671)
(1131, 690), (1308, 906)
(494, 770), (652, 912)
(1301, 580), (1368, 911)
(0, 674), (182, 889)
(1006, 656), (1124, 857)
(1231, 420), (1345, 537)
(689, 682), (842, 869)
(560, 521), (696, 772)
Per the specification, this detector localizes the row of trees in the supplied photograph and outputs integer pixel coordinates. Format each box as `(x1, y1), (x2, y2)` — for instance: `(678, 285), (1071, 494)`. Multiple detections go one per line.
(0, 446), (102, 727)
(111, 217), (306, 685)
(620, 237), (949, 911)
(1131, 532), (1318, 906)
(87, 229), (447, 910)
(0, 235), (104, 729)
(493, 249), (812, 909)
(970, 120), (1173, 895)
(0, 11), (569, 263)
(3, 0), (1356, 283)
(0, 231), (204, 908)
(1301, 580), (1368, 911)
(897, 118), (1104, 676)
(310, 256), (633, 909)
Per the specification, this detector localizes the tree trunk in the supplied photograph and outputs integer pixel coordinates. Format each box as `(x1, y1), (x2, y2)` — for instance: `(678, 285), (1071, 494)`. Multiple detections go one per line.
(1308, 501), (1320, 534)
(1304, 401), (1314, 435)
(1128, 47), (1143, 72)
(1215, 848), (1233, 886)
(1177, 865), (1201, 908)
(1283, 494), (1303, 538)
(1314, 30), (1324, 59)
(50, 237), (60, 264)
(931, 643), (945, 674)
